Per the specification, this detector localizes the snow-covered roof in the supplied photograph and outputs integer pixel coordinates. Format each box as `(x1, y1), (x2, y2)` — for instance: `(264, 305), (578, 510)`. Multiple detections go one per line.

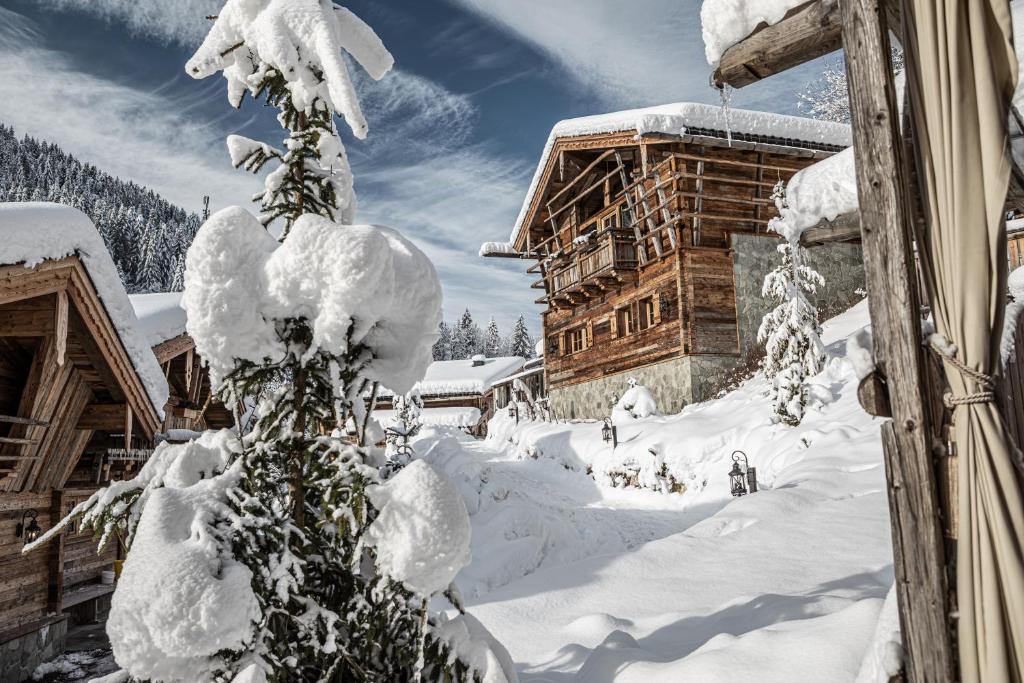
(381, 356), (526, 398)
(1010, 218), (1024, 235)
(700, 0), (807, 66)
(0, 203), (169, 415)
(478, 241), (519, 258)
(375, 406), (482, 428)
(129, 292), (187, 347)
(507, 102), (851, 247)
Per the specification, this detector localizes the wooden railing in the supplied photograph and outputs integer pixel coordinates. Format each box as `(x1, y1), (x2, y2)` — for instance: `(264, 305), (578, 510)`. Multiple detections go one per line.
(550, 229), (637, 293)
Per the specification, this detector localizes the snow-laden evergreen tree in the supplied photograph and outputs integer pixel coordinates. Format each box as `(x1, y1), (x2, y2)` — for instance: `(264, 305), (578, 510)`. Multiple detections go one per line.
(0, 124), (200, 292)
(28, 3), (511, 683)
(757, 181), (826, 426)
(384, 389), (423, 471)
(507, 315), (534, 359)
(453, 309), (481, 360)
(483, 317), (502, 357)
(797, 48), (904, 123)
(432, 321), (452, 361)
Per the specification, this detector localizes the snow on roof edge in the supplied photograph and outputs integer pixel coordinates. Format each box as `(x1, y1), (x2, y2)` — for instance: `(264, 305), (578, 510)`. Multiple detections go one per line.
(129, 292), (188, 347)
(0, 203), (169, 417)
(507, 102), (851, 248)
(378, 356), (526, 398)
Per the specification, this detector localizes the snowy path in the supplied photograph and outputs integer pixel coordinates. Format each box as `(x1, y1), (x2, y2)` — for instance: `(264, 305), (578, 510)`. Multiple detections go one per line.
(420, 302), (898, 682)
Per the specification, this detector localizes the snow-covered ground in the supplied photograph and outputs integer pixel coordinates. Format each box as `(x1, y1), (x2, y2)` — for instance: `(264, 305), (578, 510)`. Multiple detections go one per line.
(411, 299), (899, 682)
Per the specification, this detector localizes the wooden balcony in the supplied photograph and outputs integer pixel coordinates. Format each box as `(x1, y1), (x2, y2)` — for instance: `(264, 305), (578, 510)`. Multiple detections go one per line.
(546, 229), (638, 307)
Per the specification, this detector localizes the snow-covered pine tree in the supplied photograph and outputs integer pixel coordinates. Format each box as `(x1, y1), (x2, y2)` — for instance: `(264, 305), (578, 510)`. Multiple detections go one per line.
(507, 315), (533, 358)
(433, 321), (453, 360)
(26, 3), (504, 682)
(757, 181), (825, 426)
(797, 47), (904, 123)
(454, 309), (481, 359)
(483, 317), (502, 357)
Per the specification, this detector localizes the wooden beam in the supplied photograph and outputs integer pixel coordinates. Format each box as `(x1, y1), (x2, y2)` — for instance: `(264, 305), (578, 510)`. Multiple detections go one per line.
(0, 436), (39, 446)
(124, 404), (133, 450)
(47, 489), (65, 611)
(153, 333), (194, 365)
(838, 1), (956, 681)
(0, 415), (48, 427)
(799, 211), (862, 246)
(54, 289), (68, 367)
(713, 0), (842, 89)
(76, 403), (127, 430)
(0, 309), (55, 336)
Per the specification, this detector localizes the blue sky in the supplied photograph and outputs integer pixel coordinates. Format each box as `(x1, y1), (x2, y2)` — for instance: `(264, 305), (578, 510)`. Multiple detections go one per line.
(0, 0), (832, 335)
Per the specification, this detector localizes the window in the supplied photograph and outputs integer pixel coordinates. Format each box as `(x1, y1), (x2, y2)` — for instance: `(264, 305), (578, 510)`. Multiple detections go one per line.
(617, 305), (637, 336)
(602, 212), (618, 231)
(615, 296), (659, 337)
(567, 328), (585, 354)
(639, 297), (655, 331)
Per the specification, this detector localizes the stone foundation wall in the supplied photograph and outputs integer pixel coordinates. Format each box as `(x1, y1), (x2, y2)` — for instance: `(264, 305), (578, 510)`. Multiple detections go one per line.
(0, 616), (67, 683)
(548, 354), (738, 420)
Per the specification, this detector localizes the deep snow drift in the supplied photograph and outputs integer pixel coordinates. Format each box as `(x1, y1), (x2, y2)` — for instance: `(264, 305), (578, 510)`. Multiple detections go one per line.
(410, 299), (899, 682)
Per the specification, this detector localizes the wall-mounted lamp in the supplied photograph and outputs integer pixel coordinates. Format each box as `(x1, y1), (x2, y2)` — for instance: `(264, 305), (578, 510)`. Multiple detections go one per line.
(16, 509), (42, 546)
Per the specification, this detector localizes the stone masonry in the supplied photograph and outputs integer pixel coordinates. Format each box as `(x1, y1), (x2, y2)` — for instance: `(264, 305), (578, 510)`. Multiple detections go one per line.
(0, 616), (67, 683)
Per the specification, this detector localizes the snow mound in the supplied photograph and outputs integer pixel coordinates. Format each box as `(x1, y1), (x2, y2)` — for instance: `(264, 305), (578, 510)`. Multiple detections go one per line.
(0, 202), (169, 415)
(777, 146), (857, 239)
(103, 431), (258, 683)
(433, 612), (519, 683)
(183, 208), (441, 392)
(701, 0), (808, 65)
(613, 384), (660, 420)
(366, 459), (472, 596)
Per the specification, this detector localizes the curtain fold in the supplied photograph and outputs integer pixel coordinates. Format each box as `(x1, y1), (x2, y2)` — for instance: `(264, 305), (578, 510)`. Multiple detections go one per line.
(901, 1), (1024, 681)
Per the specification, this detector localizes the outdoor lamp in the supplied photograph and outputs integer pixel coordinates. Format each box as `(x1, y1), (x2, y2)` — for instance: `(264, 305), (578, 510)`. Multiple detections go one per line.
(17, 509), (42, 545)
(729, 450), (758, 497)
(601, 418), (618, 447)
(508, 402), (519, 423)
(728, 459), (747, 497)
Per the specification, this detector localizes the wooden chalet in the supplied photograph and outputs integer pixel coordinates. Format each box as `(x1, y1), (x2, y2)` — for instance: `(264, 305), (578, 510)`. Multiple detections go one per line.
(0, 204), (230, 681)
(484, 103), (864, 419)
(374, 356), (525, 436)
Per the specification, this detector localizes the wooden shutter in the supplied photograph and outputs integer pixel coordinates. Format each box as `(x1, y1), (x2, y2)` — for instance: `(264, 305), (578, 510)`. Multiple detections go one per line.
(558, 332), (565, 356)
(585, 322), (594, 349)
(610, 311), (618, 338)
(652, 295), (662, 325)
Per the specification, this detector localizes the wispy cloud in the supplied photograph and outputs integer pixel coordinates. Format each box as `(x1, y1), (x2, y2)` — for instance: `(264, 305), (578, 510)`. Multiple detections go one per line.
(0, 4), (542, 332)
(32, 0), (218, 45)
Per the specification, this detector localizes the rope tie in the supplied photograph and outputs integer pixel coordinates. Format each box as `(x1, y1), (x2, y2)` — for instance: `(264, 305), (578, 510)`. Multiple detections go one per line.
(926, 336), (996, 409)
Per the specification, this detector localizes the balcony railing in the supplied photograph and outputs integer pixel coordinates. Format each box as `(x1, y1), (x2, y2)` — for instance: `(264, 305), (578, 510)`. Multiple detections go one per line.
(550, 229), (637, 294)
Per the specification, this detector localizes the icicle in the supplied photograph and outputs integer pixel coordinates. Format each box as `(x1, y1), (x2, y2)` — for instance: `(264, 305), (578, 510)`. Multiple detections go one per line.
(718, 84), (734, 147)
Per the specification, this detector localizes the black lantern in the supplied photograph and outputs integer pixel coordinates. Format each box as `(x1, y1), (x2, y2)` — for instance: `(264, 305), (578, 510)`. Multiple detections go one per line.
(728, 450), (758, 497)
(16, 509), (42, 546)
(601, 418), (618, 447)
(508, 402), (519, 423)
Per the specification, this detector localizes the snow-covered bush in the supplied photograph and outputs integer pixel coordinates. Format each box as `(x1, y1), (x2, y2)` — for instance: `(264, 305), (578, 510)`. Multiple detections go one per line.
(613, 380), (660, 420)
(758, 181), (825, 426)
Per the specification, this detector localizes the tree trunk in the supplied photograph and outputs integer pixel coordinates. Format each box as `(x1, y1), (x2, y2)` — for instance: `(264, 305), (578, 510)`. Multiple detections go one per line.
(291, 363), (306, 527)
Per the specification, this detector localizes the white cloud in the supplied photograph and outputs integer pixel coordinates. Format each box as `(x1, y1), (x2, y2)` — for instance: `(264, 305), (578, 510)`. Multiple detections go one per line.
(0, 5), (543, 332)
(32, 0), (218, 45)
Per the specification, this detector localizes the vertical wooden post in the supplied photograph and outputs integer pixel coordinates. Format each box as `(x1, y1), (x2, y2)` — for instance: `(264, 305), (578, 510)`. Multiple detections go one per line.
(47, 489), (65, 612)
(838, 0), (956, 681)
(54, 289), (68, 367)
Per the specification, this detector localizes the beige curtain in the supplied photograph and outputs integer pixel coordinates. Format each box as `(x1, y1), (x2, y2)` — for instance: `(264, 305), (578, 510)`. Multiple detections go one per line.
(902, 1), (1024, 681)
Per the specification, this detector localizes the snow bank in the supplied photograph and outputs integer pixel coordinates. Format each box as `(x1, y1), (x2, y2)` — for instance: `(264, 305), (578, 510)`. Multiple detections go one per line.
(378, 356), (525, 398)
(0, 202), (169, 415)
(432, 612), (518, 683)
(129, 292), (187, 347)
(184, 208), (441, 392)
(701, 0), (807, 66)
(450, 299), (896, 681)
(366, 460), (472, 596)
(507, 103), (849, 247)
(376, 407), (481, 429)
(1002, 266), (1024, 365)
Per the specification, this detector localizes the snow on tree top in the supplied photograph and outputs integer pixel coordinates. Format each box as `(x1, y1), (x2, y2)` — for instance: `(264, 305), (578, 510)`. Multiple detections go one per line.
(186, 0), (393, 139)
(0, 202), (169, 415)
(378, 356), (525, 399)
(700, 0), (808, 66)
(507, 102), (850, 247)
(129, 292), (187, 347)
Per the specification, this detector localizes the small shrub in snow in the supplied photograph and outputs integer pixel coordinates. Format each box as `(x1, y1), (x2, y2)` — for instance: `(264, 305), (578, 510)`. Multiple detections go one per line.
(613, 383), (660, 420)
(758, 181), (826, 426)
